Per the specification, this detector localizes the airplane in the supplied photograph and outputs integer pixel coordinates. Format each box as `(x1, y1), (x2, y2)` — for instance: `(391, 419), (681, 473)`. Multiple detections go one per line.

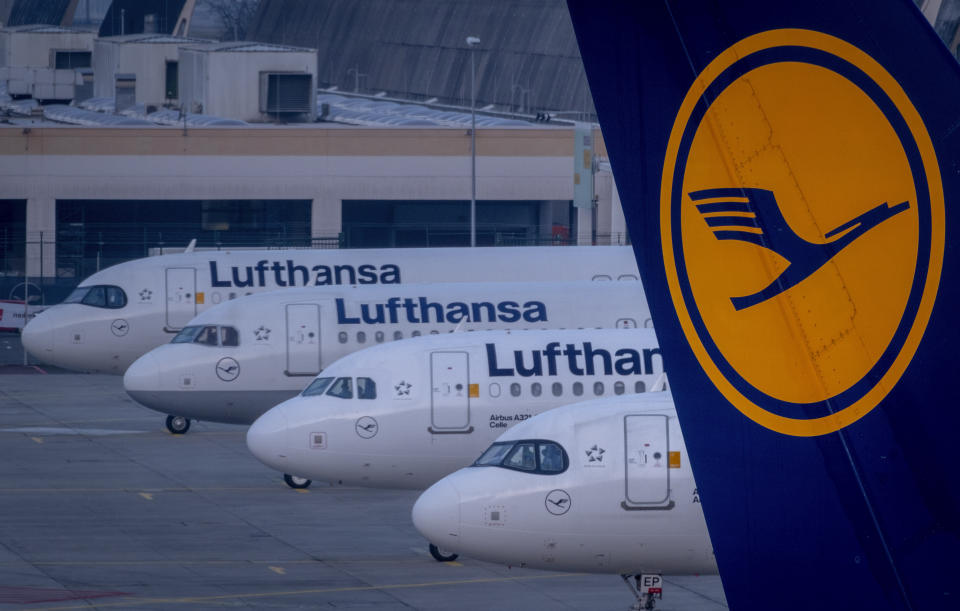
(245, 327), (664, 497)
(125, 281), (651, 435)
(21, 245), (639, 374)
(412, 392), (717, 607)
(567, 1), (960, 608)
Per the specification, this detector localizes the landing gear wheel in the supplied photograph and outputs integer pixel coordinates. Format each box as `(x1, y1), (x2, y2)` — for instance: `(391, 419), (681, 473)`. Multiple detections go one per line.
(283, 474), (312, 489)
(165, 415), (191, 435)
(428, 543), (458, 562)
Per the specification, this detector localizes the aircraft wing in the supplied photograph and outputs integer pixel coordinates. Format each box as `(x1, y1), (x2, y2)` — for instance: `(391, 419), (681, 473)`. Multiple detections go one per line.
(567, 1), (960, 609)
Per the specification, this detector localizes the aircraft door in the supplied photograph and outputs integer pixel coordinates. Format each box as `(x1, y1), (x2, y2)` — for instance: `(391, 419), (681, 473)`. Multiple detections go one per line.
(623, 414), (671, 508)
(285, 303), (321, 376)
(429, 351), (472, 432)
(165, 267), (197, 330)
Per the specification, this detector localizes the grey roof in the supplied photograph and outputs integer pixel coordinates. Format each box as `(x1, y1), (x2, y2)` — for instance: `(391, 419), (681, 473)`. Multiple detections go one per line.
(186, 40), (316, 54)
(1, 24), (89, 33)
(42, 104), (153, 126)
(72, 98), (247, 126)
(248, 0), (595, 120)
(5, 0), (72, 27)
(318, 93), (531, 127)
(96, 33), (213, 45)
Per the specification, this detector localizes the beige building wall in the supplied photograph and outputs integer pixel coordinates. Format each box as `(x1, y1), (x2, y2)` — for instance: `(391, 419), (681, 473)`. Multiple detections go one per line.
(0, 125), (622, 270)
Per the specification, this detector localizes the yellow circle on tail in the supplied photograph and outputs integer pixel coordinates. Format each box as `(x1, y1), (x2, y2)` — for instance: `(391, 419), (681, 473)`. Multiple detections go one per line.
(660, 29), (944, 436)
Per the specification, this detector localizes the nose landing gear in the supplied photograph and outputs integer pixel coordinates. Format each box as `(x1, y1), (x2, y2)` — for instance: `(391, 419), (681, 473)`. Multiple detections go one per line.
(428, 543), (458, 562)
(165, 415), (191, 435)
(283, 474), (312, 489)
(621, 573), (662, 610)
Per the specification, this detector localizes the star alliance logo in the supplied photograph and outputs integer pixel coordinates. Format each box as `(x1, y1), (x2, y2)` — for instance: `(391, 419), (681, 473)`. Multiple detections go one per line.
(394, 380), (412, 396)
(139, 289), (152, 301)
(585, 445), (605, 463)
(254, 326), (271, 341)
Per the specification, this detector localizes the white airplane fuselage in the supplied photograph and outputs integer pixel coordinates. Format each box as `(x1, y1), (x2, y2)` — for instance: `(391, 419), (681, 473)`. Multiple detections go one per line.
(246, 328), (664, 489)
(22, 246), (639, 374)
(124, 282), (651, 425)
(412, 393), (717, 575)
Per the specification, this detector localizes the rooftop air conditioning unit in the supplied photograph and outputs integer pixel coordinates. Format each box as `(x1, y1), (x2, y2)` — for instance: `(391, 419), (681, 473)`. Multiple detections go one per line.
(259, 72), (312, 114)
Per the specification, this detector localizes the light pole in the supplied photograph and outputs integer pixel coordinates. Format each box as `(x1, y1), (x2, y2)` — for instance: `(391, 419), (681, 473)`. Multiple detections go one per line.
(466, 36), (480, 247)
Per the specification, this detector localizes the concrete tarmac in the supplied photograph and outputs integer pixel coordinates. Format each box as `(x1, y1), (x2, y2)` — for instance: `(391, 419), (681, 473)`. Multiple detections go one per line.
(0, 366), (727, 610)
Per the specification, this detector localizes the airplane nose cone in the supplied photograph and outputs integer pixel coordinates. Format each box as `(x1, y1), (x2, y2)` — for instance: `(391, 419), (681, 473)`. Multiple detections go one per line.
(21, 314), (54, 361)
(123, 352), (161, 405)
(247, 405), (290, 471)
(412, 478), (461, 547)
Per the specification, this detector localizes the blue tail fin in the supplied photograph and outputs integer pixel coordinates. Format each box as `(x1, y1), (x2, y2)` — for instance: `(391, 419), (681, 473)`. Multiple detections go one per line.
(568, 2), (960, 609)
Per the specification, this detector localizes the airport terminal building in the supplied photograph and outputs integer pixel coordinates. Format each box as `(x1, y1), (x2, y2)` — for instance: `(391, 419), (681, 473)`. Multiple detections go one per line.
(0, 0), (628, 305)
(0, 124), (625, 299)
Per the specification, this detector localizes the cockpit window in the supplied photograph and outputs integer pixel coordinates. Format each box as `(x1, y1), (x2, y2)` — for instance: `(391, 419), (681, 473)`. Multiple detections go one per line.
(63, 285), (127, 309)
(504, 442), (537, 471)
(472, 439), (569, 474)
(357, 377), (376, 399)
(171, 325), (233, 347)
(475, 442), (513, 466)
(195, 326), (219, 346)
(220, 326), (239, 347)
(302, 376), (334, 397)
(538, 442), (565, 473)
(326, 377), (353, 399)
(172, 326), (203, 343)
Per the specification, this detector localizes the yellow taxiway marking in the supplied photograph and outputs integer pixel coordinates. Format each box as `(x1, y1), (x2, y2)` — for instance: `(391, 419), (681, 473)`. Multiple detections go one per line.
(0, 559), (423, 568)
(138, 493), (153, 501)
(30, 437), (43, 444)
(294, 489), (310, 494)
(443, 561), (463, 567)
(0, 487), (282, 494)
(268, 566), (286, 575)
(21, 572), (580, 610)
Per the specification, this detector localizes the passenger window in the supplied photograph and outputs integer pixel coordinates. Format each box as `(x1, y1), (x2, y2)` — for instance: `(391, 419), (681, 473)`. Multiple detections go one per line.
(412, 330), (421, 337)
(504, 442), (537, 471)
(531, 382), (542, 397)
(82, 286), (106, 307)
(326, 377), (353, 399)
(539, 442), (565, 473)
(614, 381), (625, 395)
(220, 326), (239, 347)
(393, 331), (403, 340)
(593, 381), (604, 396)
(551, 382), (562, 397)
(357, 377), (376, 399)
(510, 383), (521, 397)
(489, 383), (501, 398)
(375, 331), (384, 343)
(430, 330), (439, 335)
(195, 325), (219, 346)
(635, 381), (646, 393)
(357, 331), (366, 344)
(302, 376), (334, 397)
(338, 331), (348, 344)
(573, 382), (583, 396)
(617, 274), (639, 281)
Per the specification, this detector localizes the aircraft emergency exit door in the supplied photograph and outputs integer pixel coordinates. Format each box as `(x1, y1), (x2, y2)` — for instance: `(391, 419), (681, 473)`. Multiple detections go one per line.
(623, 414), (671, 507)
(165, 267), (196, 330)
(285, 303), (321, 376)
(429, 351), (471, 432)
